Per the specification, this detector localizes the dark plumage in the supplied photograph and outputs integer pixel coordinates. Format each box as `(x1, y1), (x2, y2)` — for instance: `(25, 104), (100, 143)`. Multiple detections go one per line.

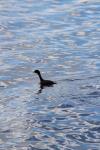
(34, 70), (56, 86)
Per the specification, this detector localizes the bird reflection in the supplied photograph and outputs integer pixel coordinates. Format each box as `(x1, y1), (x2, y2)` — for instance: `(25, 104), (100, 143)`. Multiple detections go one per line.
(37, 84), (54, 94)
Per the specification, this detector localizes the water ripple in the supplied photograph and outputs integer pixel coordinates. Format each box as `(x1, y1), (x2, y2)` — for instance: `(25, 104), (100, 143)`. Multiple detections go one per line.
(0, 0), (100, 150)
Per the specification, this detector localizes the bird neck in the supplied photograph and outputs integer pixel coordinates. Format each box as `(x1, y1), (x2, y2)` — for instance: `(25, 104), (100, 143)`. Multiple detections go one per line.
(38, 73), (43, 81)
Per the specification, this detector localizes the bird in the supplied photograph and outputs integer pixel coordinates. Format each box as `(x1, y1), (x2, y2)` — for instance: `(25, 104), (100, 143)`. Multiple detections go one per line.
(34, 70), (56, 87)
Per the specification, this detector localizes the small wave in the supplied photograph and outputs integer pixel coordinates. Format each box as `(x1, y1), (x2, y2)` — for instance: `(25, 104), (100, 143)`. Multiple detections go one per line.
(59, 78), (82, 82)
(27, 136), (40, 142)
(88, 91), (100, 97)
(58, 103), (74, 108)
(88, 75), (100, 79)
(90, 127), (100, 132)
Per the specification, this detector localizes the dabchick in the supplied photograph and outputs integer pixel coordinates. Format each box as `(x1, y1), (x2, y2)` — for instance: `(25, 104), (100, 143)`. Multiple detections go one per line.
(34, 70), (56, 86)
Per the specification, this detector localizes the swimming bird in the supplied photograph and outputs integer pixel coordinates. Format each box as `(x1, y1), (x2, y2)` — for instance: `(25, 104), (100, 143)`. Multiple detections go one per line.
(34, 70), (56, 87)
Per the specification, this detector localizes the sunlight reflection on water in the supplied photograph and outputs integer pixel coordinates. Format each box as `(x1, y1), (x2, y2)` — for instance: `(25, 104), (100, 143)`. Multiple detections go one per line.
(0, 0), (100, 150)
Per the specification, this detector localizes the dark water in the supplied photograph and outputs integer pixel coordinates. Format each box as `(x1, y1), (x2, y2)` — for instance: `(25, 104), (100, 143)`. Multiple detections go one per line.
(0, 0), (100, 149)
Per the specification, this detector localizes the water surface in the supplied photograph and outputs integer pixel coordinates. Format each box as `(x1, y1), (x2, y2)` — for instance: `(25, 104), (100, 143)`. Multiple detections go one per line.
(0, 0), (100, 150)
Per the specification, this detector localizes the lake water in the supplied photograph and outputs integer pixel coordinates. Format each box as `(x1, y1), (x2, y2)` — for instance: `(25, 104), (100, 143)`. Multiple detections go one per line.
(0, 0), (100, 150)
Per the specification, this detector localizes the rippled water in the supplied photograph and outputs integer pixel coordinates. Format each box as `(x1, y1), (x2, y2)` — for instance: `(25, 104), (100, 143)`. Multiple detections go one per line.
(0, 0), (100, 149)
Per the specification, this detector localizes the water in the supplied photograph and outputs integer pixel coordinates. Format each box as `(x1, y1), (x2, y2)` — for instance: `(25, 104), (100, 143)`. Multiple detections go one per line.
(0, 0), (100, 149)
